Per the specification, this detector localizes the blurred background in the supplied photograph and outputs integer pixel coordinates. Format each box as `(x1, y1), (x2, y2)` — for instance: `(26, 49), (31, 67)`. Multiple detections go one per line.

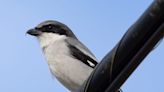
(0, 0), (163, 92)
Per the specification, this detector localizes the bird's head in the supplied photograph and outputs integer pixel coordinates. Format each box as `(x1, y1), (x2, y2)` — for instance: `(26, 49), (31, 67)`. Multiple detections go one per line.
(27, 20), (77, 48)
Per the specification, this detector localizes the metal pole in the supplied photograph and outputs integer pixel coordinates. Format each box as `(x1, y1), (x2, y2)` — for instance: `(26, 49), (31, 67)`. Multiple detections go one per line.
(105, 23), (164, 92)
(78, 0), (164, 92)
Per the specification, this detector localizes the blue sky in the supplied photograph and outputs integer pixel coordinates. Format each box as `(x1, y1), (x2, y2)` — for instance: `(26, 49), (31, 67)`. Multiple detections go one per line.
(0, 0), (163, 92)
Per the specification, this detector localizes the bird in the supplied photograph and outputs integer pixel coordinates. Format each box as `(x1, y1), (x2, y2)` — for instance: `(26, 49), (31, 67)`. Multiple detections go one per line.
(27, 20), (98, 92)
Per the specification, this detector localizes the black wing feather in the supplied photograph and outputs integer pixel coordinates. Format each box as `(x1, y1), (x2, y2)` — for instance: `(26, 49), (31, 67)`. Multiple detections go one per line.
(68, 45), (97, 68)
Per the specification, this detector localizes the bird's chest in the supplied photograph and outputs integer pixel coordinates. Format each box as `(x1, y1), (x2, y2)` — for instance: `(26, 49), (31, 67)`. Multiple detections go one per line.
(43, 41), (70, 70)
(43, 42), (93, 91)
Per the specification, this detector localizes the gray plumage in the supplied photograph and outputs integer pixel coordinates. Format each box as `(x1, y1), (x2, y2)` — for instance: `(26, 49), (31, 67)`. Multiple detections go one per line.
(27, 20), (98, 91)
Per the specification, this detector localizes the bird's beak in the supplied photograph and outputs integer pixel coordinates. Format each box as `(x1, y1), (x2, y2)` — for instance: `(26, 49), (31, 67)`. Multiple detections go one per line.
(26, 29), (42, 36)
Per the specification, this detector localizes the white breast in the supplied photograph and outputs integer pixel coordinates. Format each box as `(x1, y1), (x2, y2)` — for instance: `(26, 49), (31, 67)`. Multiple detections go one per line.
(37, 33), (94, 91)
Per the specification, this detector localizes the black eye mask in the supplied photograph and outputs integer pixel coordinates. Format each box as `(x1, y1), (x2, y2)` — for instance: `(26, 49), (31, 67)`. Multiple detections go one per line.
(38, 24), (68, 36)
(35, 22), (77, 39)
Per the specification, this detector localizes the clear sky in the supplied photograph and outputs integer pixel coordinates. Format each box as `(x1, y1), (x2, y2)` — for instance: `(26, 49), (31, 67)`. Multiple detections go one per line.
(0, 0), (163, 92)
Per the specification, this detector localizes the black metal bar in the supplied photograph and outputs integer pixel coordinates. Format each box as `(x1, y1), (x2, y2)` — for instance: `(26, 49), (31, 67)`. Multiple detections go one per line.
(78, 0), (164, 92)
(105, 23), (164, 92)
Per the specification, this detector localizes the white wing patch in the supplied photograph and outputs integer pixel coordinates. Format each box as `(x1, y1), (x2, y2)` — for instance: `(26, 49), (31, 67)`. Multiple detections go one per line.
(87, 60), (95, 67)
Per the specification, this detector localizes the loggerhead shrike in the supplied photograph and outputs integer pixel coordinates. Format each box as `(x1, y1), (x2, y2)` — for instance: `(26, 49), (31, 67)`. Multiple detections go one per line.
(27, 20), (98, 92)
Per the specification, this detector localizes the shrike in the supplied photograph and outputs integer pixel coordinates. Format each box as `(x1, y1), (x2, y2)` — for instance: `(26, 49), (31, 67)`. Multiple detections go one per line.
(27, 20), (98, 92)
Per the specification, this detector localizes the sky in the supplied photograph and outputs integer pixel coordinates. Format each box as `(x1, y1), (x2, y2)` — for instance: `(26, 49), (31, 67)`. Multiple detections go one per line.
(0, 0), (163, 92)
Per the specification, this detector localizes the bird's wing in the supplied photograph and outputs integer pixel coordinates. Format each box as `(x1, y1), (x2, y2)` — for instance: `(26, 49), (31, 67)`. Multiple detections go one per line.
(65, 38), (98, 68)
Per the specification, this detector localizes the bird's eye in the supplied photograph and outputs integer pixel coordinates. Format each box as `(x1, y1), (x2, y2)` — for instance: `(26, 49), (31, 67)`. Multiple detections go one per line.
(46, 25), (53, 29)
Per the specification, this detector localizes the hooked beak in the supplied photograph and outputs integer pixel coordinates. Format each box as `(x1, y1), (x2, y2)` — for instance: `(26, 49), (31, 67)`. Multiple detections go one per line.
(26, 29), (42, 36)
